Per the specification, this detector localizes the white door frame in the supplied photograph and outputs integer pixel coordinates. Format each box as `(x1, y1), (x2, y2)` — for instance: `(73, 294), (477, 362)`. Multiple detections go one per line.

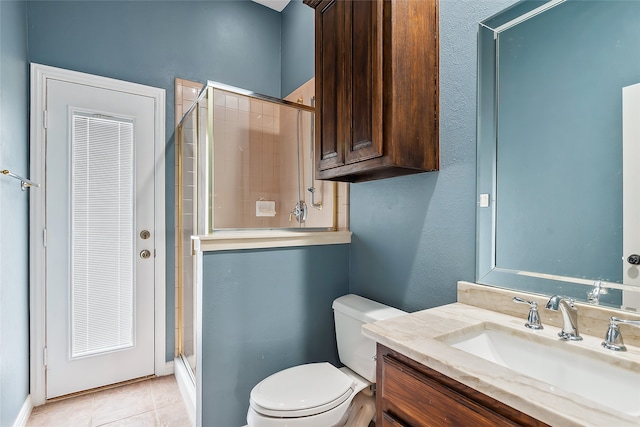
(29, 63), (167, 405)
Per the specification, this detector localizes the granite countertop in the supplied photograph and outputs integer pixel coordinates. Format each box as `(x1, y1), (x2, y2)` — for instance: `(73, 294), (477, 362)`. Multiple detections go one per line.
(362, 302), (640, 427)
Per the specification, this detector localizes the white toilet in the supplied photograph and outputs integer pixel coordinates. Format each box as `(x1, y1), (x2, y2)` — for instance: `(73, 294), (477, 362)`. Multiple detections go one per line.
(246, 294), (406, 427)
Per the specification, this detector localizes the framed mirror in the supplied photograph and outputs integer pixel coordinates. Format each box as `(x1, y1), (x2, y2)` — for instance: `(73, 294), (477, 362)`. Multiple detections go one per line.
(477, 0), (640, 311)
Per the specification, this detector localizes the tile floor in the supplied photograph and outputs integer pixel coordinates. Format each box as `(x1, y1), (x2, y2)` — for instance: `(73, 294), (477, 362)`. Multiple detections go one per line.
(26, 376), (193, 427)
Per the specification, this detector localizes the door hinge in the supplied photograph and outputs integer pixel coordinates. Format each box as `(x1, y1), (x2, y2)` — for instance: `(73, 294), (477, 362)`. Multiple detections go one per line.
(43, 110), (48, 129)
(43, 228), (47, 247)
(43, 347), (48, 367)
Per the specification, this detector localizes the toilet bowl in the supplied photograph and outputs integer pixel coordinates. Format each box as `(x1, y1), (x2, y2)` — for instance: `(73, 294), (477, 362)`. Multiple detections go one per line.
(246, 294), (406, 427)
(247, 364), (370, 427)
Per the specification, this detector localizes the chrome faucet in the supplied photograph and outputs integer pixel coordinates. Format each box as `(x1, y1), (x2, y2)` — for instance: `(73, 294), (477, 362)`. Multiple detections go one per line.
(545, 295), (582, 341)
(602, 316), (640, 351)
(512, 297), (543, 330)
(289, 200), (307, 223)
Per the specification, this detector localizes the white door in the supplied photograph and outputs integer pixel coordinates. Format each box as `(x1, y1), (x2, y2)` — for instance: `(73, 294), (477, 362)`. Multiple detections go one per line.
(45, 78), (156, 398)
(623, 82), (640, 310)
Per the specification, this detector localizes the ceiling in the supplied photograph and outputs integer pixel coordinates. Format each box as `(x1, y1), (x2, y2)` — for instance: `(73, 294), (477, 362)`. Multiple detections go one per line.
(252, 0), (292, 12)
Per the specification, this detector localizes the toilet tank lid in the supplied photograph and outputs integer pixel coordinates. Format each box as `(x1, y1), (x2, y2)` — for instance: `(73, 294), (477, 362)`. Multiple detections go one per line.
(332, 294), (406, 323)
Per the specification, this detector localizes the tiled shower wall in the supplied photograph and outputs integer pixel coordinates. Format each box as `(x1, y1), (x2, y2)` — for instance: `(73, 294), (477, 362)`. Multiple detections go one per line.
(211, 89), (283, 228)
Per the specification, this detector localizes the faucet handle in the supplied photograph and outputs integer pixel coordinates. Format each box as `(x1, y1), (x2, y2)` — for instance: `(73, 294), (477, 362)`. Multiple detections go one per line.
(602, 316), (640, 351)
(512, 296), (536, 306)
(512, 297), (543, 330)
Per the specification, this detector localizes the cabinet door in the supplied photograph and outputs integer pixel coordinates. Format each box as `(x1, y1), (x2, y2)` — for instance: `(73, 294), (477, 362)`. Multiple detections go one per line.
(345, 0), (383, 164)
(308, 0), (439, 181)
(380, 355), (520, 427)
(314, 0), (347, 171)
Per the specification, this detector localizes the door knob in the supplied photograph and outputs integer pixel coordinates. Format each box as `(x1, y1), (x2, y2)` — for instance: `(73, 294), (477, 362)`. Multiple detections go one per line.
(627, 254), (640, 265)
(140, 249), (151, 259)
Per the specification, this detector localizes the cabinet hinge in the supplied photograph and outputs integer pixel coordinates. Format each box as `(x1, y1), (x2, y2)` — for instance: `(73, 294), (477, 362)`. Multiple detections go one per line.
(43, 229), (47, 247)
(43, 111), (48, 129)
(43, 347), (48, 367)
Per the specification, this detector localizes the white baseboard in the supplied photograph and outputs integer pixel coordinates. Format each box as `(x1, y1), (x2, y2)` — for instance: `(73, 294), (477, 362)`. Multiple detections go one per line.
(161, 360), (175, 376)
(174, 357), (196, 426)
(12, 395), (33, 427)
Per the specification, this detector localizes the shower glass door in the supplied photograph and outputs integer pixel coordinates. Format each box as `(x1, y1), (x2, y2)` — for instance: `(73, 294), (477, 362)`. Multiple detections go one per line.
(176, 91), (205, 378)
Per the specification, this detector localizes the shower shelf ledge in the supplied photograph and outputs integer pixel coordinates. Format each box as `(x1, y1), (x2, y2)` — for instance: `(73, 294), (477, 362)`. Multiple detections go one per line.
(191, 230), (352, 253)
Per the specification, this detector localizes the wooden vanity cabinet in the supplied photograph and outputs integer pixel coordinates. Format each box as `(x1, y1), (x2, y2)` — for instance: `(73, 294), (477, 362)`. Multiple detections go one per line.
(376, 344), (549, 427)
(303, 0), (439, 183)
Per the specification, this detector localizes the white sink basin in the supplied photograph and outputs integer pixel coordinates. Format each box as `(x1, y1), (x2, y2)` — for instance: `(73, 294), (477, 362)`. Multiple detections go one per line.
(438, 323), (640, 417)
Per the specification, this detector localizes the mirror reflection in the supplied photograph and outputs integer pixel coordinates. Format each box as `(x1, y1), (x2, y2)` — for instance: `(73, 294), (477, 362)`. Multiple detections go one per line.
(477, 0), (640, 311)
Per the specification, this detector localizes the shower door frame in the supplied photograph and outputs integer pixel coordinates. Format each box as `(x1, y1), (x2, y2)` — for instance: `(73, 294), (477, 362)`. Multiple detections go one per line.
(202, 81), (318, 233)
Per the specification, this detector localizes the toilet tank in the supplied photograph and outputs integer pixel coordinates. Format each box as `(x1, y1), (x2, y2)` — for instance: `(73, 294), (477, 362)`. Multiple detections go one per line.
(332, 294), (406, 382)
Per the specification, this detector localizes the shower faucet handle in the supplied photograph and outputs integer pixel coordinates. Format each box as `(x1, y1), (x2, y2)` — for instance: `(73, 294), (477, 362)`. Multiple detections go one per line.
(289, 201), (307, 223)
(512, 297), (543, 330)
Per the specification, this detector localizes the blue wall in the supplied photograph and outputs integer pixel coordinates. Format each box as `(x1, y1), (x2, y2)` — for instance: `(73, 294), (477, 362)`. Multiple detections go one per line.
(200, 245), (349, 426)
(281, 0), (315, 97)
(0, 1), (30, 425)
(281, 0), (521, 316)
(27, 0), (283, 361)
(349, 0), (518, 312)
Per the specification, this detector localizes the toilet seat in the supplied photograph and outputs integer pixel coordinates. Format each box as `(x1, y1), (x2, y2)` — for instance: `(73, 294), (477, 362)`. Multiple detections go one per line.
(249, 363), (354, 418)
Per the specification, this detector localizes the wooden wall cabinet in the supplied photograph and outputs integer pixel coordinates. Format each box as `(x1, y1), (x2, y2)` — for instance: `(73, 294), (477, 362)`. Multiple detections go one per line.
(376, 345), (550, 427)
(303, 0), (439, 183)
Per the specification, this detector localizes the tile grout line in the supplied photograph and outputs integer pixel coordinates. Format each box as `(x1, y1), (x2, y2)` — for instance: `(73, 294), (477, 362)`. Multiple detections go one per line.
(94, 381), (154, 427)
(95, 408), (158, 427)
(150, 379), (161, 426)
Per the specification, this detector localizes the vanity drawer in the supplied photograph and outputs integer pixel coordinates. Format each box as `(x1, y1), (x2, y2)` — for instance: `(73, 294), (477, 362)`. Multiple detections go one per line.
(381, 412), (409, 427)
(377, 344), (549, 427)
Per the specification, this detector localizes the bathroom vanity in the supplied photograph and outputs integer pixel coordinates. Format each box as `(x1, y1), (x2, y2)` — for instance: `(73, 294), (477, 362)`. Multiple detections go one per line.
(376, 345), (546, 426)
(364, 282), (640, 427)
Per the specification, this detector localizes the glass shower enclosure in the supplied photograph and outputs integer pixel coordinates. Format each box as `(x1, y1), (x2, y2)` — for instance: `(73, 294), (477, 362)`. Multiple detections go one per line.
(175, 81), (340, 380)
